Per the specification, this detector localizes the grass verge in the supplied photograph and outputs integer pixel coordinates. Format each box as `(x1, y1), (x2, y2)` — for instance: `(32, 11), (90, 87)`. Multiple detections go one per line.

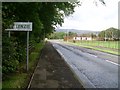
(2, 42), (44, 89)
(64, 41), (119, 56)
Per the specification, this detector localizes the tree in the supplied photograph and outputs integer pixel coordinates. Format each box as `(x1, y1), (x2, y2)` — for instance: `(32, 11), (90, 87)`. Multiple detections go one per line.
(98, 27), (120, 41)
(68, 32), (77, 37)
(2, 0), (106, 76)
(91, 33), (97, 39)
(49, 32), (66, 39)
(2, 2), (80, 75)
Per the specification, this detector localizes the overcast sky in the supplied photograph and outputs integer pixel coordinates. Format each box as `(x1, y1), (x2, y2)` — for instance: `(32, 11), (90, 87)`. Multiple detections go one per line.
(59, 0), (119, 31)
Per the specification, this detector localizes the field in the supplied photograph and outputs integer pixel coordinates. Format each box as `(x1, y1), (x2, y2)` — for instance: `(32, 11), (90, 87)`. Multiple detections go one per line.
(75, 40), (119, 49)
(66, 40), (119, 55)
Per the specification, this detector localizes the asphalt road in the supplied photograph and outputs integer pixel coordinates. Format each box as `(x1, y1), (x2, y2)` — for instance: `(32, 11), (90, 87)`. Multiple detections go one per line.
(50, 40), (119, 88)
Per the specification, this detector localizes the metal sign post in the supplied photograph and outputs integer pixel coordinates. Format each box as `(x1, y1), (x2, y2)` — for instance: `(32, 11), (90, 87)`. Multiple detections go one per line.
(27, 31), (29, 71)
(8, 31), (11, 38)
(5, 22), (32, 72)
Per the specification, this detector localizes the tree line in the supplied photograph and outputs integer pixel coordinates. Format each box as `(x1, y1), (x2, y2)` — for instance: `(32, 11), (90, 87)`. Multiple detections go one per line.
(78, 27), (120, 41)
(98, 27), (120, 41)
(50, 27), (120, 41)
(49, 31), (77, 39)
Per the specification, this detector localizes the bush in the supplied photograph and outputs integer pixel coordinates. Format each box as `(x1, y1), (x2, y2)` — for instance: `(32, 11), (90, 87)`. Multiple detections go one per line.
(2, 36), (19, 74)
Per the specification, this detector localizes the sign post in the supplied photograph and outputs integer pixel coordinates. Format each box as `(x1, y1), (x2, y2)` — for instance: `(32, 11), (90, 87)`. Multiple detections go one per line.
(5, 22), (32, 72)
(27, 31), (29, 71)
(8, 31), (10, 38)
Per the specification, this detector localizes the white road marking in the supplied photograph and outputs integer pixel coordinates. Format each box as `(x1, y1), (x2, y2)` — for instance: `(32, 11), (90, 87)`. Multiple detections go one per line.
(56, 49), (64, 57)
(106, 60), (120, 66)
(89, 54), (98, 57)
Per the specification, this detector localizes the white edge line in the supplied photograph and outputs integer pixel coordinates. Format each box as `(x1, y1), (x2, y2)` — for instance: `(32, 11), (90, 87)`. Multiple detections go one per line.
(106, 60), (120, 66)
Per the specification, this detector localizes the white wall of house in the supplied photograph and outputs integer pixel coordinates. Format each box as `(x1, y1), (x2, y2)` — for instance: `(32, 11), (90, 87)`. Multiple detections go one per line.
(82, 37), (87, 40)
(76, 37), (81, 40)
(87, 37), (92, 40)
(73, 37), (92, 41)
(73, 37), (81, 40)
(73, 37), (76, 40)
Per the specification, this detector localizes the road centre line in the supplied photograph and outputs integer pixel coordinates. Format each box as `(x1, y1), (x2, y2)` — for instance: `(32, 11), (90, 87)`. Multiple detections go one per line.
(87, 53), (98, 58)
(106, 60), (120, 66)
(56, 44), (119, 67)
(68, 46), (98, 58)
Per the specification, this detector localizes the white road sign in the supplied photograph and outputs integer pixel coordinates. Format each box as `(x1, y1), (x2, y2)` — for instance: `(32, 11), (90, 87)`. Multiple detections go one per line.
(14, 22), (32, 31)
(5, 22), (32, 31)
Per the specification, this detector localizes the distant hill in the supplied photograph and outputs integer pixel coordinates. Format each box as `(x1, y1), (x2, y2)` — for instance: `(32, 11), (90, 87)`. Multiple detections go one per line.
(56, 29), (100, 35)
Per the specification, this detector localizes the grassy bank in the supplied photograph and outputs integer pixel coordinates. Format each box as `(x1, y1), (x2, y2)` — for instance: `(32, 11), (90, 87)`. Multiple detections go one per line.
(64, 41), (119, 55)
(2, 42), (44, 88)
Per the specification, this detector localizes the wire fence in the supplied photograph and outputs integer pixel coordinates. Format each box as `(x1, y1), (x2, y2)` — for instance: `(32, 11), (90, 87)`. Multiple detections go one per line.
(75, 40), (119, 50)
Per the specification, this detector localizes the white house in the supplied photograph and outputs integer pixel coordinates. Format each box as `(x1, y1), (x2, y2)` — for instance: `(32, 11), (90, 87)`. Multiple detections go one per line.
(73, 36), (92, 41)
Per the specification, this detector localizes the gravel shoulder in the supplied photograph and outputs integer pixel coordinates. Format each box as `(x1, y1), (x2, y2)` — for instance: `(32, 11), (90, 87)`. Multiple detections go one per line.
(29, 42), (84, 88)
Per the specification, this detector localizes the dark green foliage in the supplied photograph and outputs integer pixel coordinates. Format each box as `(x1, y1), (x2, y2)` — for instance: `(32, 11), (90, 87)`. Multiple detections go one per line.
(68, 32), (77, 37)
(49, 32), (66, 39)
(2, 34), (19, 74)
(2, 2), (80, 76)
(98, 27), (120, 41)
(91, 33), (97, 39)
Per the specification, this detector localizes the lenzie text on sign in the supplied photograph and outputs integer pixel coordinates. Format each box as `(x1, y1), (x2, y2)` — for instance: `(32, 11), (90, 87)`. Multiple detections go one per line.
(14, 22), (32, 31)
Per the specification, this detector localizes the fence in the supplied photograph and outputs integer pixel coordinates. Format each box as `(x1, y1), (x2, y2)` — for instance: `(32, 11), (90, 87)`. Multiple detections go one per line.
(75, 40), (119, 50)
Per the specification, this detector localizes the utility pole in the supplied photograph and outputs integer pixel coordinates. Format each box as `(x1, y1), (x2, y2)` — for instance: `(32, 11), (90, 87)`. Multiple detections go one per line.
(105, 31), (106, 42)
(67, 30), (68, 42)
(66, 29), (68, 42)
(112, 31), (114, 40)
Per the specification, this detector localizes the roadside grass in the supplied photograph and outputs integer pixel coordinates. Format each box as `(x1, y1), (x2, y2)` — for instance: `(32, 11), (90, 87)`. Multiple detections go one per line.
(2, 73), (27, 88)
(0, 83), (2, 90)
(77, 44), (119, 55)
(77, 41), (119, 49)
(2, 42), (44, 89)
(64, 41), (119, 56)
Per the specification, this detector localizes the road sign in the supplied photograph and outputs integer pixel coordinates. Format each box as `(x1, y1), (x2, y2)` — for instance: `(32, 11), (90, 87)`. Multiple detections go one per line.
(5, 22), (32, 31)
(14, 22), (32, 31)
(5, 22), (32, 72)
